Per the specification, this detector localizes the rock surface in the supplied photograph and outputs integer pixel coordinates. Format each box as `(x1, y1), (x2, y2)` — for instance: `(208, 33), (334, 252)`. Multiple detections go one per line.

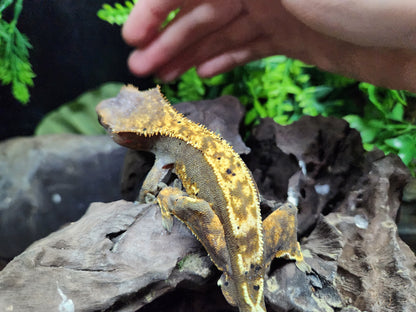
(1, 98), (416, 312)
(0, 135), (126, 258)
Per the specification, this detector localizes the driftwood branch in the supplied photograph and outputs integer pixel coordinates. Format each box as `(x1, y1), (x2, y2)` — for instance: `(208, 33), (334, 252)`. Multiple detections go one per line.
(0, 200), (215, 311)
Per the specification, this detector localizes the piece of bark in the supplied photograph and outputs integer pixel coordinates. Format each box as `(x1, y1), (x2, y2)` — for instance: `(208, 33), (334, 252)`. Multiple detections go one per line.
(246, 116), (365, 235)
(0, 200), (213, 311)
(331, 156), (416, 311)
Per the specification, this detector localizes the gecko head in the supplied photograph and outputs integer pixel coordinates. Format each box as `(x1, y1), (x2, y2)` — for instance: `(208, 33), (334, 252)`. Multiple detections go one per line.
(96, 85), (143, 132)
(96, 85), (162, 150)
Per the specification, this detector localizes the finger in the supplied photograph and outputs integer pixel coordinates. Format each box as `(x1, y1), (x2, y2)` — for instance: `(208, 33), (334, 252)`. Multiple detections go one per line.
(155, 1), (308, 80)
(156, 13), (263, 81)
(127, 0), (243, 77)
(122, 0), (183, 47)
(196, 37), (275, 77)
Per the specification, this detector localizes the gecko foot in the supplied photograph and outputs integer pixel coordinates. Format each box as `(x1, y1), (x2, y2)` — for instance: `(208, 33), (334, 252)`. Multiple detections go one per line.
(144, 192), (156, 204)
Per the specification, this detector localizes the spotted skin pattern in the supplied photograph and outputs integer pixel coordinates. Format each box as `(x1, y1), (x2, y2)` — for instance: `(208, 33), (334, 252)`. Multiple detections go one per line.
(97, 86), (309, 312)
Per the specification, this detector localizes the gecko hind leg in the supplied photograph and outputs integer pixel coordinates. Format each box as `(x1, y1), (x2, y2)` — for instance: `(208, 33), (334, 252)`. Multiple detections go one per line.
(157, 187), (237, 307)
(263, 202), (311, 273)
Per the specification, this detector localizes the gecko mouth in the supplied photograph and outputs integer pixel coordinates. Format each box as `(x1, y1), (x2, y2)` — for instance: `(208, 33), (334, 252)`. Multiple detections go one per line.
(97, 114), (114, 134)
(97, 115), (105, 128)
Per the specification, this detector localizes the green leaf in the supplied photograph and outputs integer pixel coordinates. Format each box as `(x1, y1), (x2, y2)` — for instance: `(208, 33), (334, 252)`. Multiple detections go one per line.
(344, 115), (384, 143)
(162, 8), (180, 28)
(97, 1), (137, 25)
(273, 115), (290, 125)
(385, 134), (416, 165)
(176, 68), (205, 101)
(203, 73), (226, 86)
(97, 0), (178, 28)
(12, 0), (22, 21)
(362, 143), (375, 151)
(244, 108), (259, 125)
(387, 103), (404, 121)
(390, 89), (407, 106)
(11, 79), (29, 103)
(35, 82), (124, 135)
(0, 0), (35, 104)
(221, 83), (234, 96)
(313, 85), (333, 98)
(0, 0), (14, 14)
(360, 83), (388, 115)
(252, 98), (267, 118)
(385, 135), (410, 150)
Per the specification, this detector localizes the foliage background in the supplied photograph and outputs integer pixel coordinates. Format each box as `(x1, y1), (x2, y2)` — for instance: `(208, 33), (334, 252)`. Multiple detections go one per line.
(2, 0), (415, 175)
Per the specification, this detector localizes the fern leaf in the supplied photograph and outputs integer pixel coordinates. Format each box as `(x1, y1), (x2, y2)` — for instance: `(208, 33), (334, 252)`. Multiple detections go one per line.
(97, 1), (137, 25)
(0, 0), (14, 14)
(0, 0), (35, 104)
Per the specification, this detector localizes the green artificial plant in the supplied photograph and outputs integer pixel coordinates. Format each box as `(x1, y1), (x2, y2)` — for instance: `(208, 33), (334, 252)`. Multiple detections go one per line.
(0, 0), (35, 104)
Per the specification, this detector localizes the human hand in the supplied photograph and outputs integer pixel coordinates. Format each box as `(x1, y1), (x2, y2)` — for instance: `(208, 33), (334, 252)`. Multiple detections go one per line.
(122, 0), (416, 92)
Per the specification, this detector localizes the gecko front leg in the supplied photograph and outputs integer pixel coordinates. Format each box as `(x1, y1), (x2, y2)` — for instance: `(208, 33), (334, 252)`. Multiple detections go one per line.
(138, 155), (175, 203)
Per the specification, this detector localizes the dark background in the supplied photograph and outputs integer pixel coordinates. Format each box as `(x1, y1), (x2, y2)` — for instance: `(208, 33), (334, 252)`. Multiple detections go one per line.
(0, 0), (153, 141)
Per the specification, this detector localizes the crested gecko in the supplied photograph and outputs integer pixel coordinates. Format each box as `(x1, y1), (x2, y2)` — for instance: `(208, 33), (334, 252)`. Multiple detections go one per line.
(96, 85), (309, 312)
